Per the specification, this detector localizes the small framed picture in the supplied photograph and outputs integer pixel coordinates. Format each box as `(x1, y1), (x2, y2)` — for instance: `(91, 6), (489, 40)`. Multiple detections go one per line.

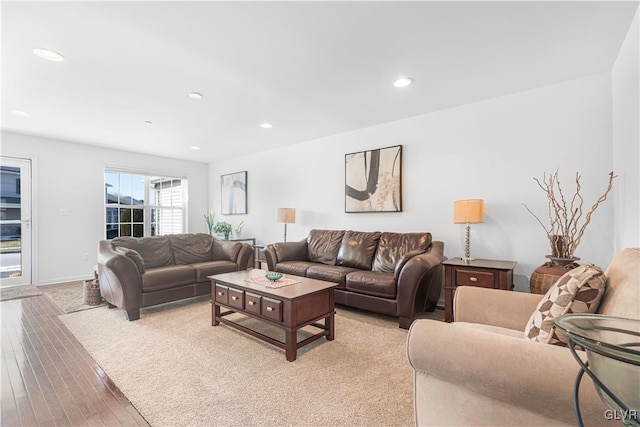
(221, 171), (247, 215)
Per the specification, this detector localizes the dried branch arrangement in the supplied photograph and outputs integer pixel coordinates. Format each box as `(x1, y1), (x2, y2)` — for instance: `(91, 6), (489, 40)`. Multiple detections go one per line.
(523, 170), (616, 259)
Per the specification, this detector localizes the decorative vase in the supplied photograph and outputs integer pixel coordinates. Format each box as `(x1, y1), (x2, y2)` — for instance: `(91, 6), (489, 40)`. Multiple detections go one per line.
(224, 232), (230, 240)
(529, 255), (581, 295)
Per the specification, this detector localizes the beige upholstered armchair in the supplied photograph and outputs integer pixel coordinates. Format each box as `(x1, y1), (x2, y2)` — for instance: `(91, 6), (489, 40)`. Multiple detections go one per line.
(406, 248), (639, 426)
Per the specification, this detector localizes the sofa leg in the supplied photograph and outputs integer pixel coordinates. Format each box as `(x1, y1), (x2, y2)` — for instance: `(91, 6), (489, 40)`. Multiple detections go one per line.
(425, 302), (437, 312)
(125, 309), (140, 321)
(399, 316), (414, 329)
(107, 303), (116, 309)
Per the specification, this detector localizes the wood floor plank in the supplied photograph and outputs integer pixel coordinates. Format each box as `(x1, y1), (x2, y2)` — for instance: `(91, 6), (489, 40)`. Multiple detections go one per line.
(0, 290), (148, 427)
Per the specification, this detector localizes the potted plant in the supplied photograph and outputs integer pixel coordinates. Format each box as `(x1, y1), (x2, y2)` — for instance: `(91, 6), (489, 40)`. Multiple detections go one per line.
(213, 221), (233, 240)
(204, 211), (216, 235)
(523, 170), (616, 293)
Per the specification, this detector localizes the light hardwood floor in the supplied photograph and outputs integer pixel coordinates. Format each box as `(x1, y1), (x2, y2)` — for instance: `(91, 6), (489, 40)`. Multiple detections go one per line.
(1, 288), (149, 426)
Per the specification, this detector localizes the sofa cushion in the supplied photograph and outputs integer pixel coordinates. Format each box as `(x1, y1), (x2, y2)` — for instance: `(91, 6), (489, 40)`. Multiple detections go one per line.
(336, 230), (381, 270)
(306, 265), (360, 288)
(524, 264), (607, 346)
(169, 233), (214, 264)
(192, 260), (239, 283)
(141, 265), (195, 292)
(346, 271), (396, 299)
(113, 236), (174, 269)
(307, 229), (345, 265)
(114, 246), (146, 274)
(274, 240), (308, 262)
(213, 240), (242, 262)
(276, 261), (317, 276)
(372, 232), (432, 273)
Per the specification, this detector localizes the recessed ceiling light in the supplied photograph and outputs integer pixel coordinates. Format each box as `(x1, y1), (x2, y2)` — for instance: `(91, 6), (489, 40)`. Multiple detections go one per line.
(33, 47), (65, 62)
(144, 120), (153, 124)
(189, 146), (201, 150)
(188, 92), (203, 99)
(260, 122), (273, 129)
(393, 77), (413, 88)
(11, 110), (31, 117)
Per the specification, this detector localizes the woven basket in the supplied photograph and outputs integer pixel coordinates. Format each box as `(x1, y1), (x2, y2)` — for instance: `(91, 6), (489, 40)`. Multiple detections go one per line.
(83, 279), (102, 305)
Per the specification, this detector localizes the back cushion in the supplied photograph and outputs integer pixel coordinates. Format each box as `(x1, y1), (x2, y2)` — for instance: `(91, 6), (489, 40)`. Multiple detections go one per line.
(307, 229), (345, 265)
(373, 232), (432, 273)
(337, 231), (381, 270)
(168, 233), (214, 264)
(112, 236), (174, 269)
(598, 248), (640, 319)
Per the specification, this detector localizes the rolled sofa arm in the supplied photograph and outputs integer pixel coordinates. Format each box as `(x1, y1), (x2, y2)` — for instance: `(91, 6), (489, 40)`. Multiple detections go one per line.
(96, 240), (142, 319)
(235, 243), (253, 270)
(264, 239), (308, 271)
(397, 241), (445, 329)
(406, 319), (607, 426)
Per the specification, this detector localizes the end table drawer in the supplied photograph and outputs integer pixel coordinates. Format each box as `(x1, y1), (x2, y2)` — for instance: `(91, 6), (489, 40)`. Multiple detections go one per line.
(455, 269), (495, 288)
(245, 292), (262, 315)
(262, 297), (283, 322)
(228, 288), (245, 309)
(214, 284), (229, 304)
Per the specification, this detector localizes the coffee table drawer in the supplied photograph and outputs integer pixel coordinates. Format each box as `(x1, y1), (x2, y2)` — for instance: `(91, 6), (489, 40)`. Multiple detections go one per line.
(262, 297), (282, 322)
(214, 284), (229, 305)
(245, 292), (261, 315)
(228, 288), (245, 309)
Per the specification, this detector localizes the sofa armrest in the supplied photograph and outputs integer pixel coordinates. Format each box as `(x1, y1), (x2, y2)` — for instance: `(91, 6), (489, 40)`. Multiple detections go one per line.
(264, 240), (308, 270)
(396, 241), (444, 328)
(454, 286), (543, 331)
(96, 240), (142, 313)
(235, 243), (253, 269)
(406, 319), (607, 426)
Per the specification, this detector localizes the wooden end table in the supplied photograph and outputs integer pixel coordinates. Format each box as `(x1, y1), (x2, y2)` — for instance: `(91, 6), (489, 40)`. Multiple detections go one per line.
(443, 258), (517, 323)
(210, 269), (336, 361)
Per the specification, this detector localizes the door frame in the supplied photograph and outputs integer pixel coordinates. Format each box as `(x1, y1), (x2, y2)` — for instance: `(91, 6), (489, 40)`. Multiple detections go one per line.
(0, 156), (33, 287)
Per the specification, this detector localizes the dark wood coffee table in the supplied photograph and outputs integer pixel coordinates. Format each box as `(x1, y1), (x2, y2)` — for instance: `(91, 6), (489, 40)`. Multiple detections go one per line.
(209, 269), (337, 361)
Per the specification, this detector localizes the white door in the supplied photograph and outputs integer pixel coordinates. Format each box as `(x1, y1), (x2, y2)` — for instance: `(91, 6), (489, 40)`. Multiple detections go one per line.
(0, 156), (32, 287)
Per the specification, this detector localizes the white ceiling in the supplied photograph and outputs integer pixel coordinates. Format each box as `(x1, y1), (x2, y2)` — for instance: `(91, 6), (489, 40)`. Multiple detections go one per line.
(2, 1), (638, 163)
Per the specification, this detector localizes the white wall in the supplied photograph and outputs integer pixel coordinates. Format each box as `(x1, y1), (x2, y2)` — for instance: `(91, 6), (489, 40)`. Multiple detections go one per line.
(612, 8), (640, 251)
(210, 73), (618, 292)
(1, 131), (209, 285)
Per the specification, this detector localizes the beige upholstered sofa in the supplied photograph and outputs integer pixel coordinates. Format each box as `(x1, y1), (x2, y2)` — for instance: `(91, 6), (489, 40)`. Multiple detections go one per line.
(406, 248), (639, 426)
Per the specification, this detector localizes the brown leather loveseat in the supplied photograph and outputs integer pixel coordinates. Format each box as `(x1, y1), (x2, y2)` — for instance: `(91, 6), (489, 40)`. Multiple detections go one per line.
(264, 229), (444, 328)
(97, 233), (253, 320)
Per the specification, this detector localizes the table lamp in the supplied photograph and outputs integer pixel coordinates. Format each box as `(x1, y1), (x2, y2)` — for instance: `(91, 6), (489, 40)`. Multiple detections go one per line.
(453, 199), (484, 262)
(277, 208), (296, 242)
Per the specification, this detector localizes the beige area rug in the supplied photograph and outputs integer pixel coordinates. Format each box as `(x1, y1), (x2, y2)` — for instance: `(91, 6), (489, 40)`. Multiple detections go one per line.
(60, 298), (443, 426)
(44, 282), (106, 313)
(0, 284), (43, 301)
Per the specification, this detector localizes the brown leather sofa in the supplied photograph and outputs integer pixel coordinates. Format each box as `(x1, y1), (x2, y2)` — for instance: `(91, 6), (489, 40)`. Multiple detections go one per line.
(264, 229), (444, 328)
(97, 233), (253, 320)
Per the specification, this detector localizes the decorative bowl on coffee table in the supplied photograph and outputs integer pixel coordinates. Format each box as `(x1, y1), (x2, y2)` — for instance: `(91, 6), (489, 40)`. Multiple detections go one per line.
(265, 273), (283, 282)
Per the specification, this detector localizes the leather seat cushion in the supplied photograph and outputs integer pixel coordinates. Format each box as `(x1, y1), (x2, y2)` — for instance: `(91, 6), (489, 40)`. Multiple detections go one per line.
(142, 265), (195, 292)
(373, 232), (432, 273)
(192, 260), (239, 283)
(346, 271), (397, 299)
(169, 233), (214, 264)
(276, 261), (317, 276)
(336, 230), (381, 270)
(306, 229), (345, 265)
(113, 235), (174, 269)
(306, 264), (360, 288)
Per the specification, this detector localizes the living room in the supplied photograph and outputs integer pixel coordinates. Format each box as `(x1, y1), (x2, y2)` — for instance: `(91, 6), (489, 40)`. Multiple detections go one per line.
(1, 1), (639, 426)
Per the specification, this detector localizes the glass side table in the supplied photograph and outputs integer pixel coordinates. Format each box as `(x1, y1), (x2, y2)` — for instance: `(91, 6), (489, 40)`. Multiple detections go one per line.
(554, 314), (640, 427)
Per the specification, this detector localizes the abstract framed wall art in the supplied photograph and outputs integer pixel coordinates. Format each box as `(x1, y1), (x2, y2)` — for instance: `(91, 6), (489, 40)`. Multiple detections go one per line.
(345, 145), (402, 213)
(221, 171), (247, 215)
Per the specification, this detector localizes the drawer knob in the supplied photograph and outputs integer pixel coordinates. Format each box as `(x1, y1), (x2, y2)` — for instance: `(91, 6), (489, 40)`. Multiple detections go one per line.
(231, 296), (238, 301)
(469, 277), (478, 282)
(248, 301), (255, 306)
(266, 307), (274, 312)
(217, 291), (224, 296)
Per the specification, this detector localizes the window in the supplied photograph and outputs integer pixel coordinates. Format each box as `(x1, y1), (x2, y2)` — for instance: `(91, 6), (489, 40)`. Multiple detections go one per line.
(105, 170), (186, 239)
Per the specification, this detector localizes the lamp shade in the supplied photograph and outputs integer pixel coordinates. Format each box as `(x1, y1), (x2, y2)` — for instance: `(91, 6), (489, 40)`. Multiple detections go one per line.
(277, 208), (296, 224)
(453, 199), (484, 224)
